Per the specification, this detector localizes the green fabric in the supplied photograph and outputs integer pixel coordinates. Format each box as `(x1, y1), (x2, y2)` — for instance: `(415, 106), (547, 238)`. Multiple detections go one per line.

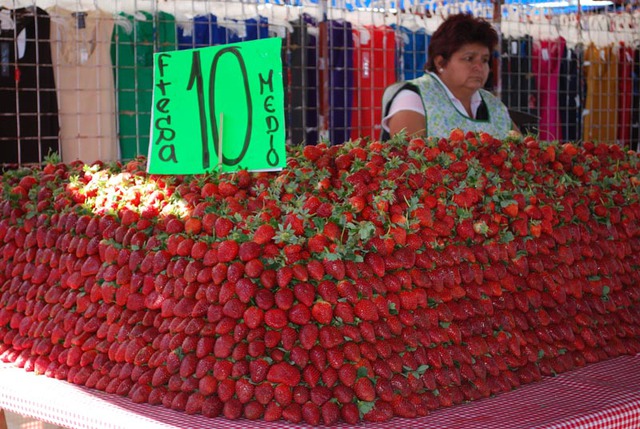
(111, 11), (176, 160)
(411, 72), (512, 139)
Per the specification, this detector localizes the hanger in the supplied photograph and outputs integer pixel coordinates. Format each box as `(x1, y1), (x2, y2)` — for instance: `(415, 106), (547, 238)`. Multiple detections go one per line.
(0, 7), (13, 30)
(400, 4), (423, 32)
(47, 6), (70, 27)
(133, 10), (147, 21)
(1, 0), (33, 9)
(264, 2), (295, 36)
(114, 13), (133, 34)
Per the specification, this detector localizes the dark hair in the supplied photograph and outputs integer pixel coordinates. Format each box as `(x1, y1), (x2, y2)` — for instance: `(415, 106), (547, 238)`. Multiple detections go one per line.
(425, 13), (499, 72)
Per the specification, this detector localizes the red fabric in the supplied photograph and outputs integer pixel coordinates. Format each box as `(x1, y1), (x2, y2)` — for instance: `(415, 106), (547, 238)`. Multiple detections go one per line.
(2, 354), (640, 428)
(350, 25), (396, 142)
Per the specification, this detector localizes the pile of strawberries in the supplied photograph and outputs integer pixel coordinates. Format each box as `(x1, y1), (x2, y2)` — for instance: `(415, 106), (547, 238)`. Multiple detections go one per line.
(0, 131), (639, 425)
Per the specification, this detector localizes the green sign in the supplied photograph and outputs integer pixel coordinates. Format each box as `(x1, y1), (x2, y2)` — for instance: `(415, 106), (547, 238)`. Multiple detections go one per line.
(147, 38), (286, 174)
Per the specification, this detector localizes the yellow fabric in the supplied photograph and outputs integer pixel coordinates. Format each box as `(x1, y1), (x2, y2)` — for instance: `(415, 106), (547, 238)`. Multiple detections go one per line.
(583, 43), (618, 144)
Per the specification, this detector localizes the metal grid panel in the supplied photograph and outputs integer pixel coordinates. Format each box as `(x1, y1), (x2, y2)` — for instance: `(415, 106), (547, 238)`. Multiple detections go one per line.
(0, 0), (638, 167)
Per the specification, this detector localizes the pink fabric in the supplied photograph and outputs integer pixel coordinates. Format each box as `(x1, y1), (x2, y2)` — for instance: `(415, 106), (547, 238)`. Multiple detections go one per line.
(532, 38), (566, 142)
(3, 354), (640, 428)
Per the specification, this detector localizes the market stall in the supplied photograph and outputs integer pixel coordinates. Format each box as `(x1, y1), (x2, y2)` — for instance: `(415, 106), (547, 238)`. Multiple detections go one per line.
(0, 0), (640, 428)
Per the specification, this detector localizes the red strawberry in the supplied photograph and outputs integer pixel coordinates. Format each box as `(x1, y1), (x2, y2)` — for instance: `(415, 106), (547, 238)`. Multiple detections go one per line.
(294, 282), (315, 307)
(362, 400), (393, 422)
(306, 260), (325, 280)
(341, 402), (360, 425)
(217, 239), (239, 262)
(214, 217), (234, 238)
(354, 299), (379, 321)
(235, 278), (257, 303)
(288, 303), (311, 325)
(308, 234), (329, 253)
(353, 377), (375, 401)
(236, 241), (260, 262)
(264, 309), (288, 329)
(267, 362), (301, 387)
(276, 267), (294, 288)
(365, 253), (386, 277)
(311, 301), (333, 325)
(323, 259), (346, 280)
(302, 402), (321, 425)
(243, 307), (264, 330)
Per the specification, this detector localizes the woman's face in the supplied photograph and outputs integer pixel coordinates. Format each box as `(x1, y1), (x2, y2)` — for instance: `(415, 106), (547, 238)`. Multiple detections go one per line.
(437, 42), (491, 94)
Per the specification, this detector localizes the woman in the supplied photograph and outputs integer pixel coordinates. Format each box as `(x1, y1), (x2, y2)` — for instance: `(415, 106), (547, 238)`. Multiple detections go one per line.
(381, 13), (516, 140)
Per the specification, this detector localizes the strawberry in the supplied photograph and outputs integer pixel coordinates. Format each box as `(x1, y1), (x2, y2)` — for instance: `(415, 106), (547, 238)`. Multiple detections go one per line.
(354, 299), (379, 322)
(392, 396), (418, 418)
(301, 402), (321, 425)
(199, 395), (223, 418)
(322, 259), (346, 280)
(299, 324), (319, 350)
(293, 282), (315, 307)
(363, 400), (394, 422)
(353, 376), (375, 401)
(281, 403), (303, 424)
(267, 362), (301, 387)
(235, 278), (257, 304)
(243, 307), (264, 330)
(307, 234), (329, 254)
(213, 217), (234, 238)
(222, 398), (243, 420)
(288, 303), (311, 325)
(242, 401), (264, 420)
(311, 301), (333, 325)
(276, 267), (294, 289)
(217, 239), (239, 262)
(319, 326), (343, 349)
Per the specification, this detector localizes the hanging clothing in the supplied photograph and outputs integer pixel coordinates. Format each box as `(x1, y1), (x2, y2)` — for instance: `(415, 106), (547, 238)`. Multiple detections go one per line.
(632, 46), (640, 152)
(618, 43), (634, 148)
(49, 6), (117, 163)
(288, 14), (319, 146)
(559, 43), (584, 142)
(392, 24), (429, 80)
(221, 16), (269, 44)
(500, 35), (538, 134)
(177, 14), (224, 49)
(583, 43), (618, 144)
(350, 24), (396, 141)
(111, 11), (176, 160)
(0, 6), (59, 165)
(532, 37), (565, 142)
(319, 19), (354, 145)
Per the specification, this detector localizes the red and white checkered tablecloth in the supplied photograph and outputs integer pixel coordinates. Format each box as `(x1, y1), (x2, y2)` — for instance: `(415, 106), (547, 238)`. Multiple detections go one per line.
(1, 354), (640, 429)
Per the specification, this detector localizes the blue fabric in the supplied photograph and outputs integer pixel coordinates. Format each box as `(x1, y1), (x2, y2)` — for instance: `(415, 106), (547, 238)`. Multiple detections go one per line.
(177, 14), (224, 49)
(178, 15), (269, 48)
(244, 16), (269, 41)
(392, 25), (429, 81)
(222, 16), (269, 44)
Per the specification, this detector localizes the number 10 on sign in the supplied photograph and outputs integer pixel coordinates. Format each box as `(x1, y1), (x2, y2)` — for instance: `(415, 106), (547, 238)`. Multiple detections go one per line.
(148, 38), (287, 175)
